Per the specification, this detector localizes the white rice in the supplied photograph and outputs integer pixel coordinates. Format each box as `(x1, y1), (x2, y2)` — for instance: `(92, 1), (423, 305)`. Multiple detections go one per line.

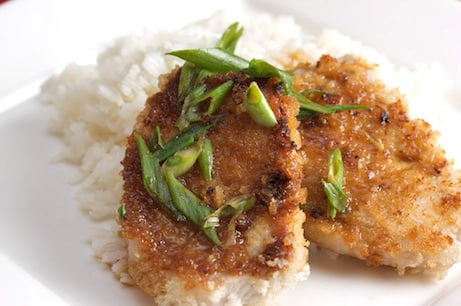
(40, 8), (454, 286)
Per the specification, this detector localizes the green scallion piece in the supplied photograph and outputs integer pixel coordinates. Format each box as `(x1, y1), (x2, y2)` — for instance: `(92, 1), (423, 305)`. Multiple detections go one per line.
(244, 81), (277, 127)
(205, 80), (233, 115)
(178, 63), (212, 102)
(134, 132), (186, 221)
(168, 43), (371, 119)
(156, 126), (164, 148)
(245, 59), (293, 93)
(178, 63), (198, 102)
(198, 138), (213, 181)
(183, 80), (234, 126)
(154, 117), (220, 162)
(216, 22), (244, 53)
(177, 85), (206, 130)
(178, 81), (232, 130)
(321, 148), (348, 219)
(167, 48), (250, 74)
(302, 89), (331, 96)
(147, 125), (165, 151)
(164, 169), (221, 246)
(328, 147), (344, 184)
(163, 142), (202, 177)
(118, 203), (126, 220)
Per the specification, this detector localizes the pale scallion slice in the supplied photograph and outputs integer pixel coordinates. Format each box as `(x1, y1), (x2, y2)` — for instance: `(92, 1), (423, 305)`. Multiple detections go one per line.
(198, 138), (213, 181)
(134, 132), (186, 221)
(327, 147), (344, 184)
(244, 81), (277, 127)
(203, 196), (255, 229)
(164, 169), (221, 246)
(321, 148), (348, 219)
(163, 142), (202, 177)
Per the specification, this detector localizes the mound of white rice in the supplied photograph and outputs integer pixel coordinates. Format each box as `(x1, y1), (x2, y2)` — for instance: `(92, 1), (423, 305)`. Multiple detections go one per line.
(39, 8), (454, 287)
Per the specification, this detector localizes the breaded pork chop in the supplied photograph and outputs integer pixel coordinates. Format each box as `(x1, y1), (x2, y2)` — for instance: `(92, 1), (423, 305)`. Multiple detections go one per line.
(294, 55), (461, 276)
(120, 69), (308, 305)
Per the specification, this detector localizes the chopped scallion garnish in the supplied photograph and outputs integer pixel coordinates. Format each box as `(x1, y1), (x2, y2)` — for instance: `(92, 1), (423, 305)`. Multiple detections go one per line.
(321, 148), (348, 218)
(216, 22), (244, 53)
(135, 132), (186, 221)
(177, 85), (207, 130)
(163, 142), (202, 177)
(198, 138), (213, 181)
(168, 28), (370, 118)
(118, 203), (126, 220)
(244, 81), (277, 127)
(203, 196), (255, 229)
(204, 80), (233, 115)
(179, 80), (233, 128)
(154, 117), (220, 162)
(167, 48), (249, 74)
(164, 169), (221, 246)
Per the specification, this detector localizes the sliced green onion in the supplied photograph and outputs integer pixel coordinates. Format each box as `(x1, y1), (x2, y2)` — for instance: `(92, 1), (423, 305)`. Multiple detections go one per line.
(198, 138), (213, 181)
(216, 22), (243, 53)
(167, 48), (250, 74)
(156, 126), (164, 148)
(163, 142), (202, 177)
(134, 133), (186, 221)
(205, 80), (233, 115)
(327, 148), (344, 184)
(186, 80), (233, 122)
(154, 117), (221, 162)
(244, 81), (277, 127)
(322, 180), (347, 219)
(178, 63), (212, 102)
(168, 45), (371, 119)
(245, 59), (293, 93)
(295, 91), (370, 118)
(203, 196), (255, 229)
(178, 81), (233, 129)
(177, 85), (206, 130)
(118, 203), (126, 220)
(322, 148), (348, 219)
(147, 125), (165, 151)
(302, 89), (331, 96)
(178, 63), (198, 102)
(293, 91), (336, 115)
(164, 169), (221, 246)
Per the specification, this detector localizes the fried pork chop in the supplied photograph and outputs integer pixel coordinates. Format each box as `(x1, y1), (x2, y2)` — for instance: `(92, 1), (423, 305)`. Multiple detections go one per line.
(294, 55), (461, 276)
(120, 69), (308, 305)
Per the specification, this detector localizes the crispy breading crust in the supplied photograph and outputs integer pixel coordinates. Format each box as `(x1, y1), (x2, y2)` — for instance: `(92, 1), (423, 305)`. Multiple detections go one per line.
(296, 55), (461, 276)
(120, 69), (308, 304)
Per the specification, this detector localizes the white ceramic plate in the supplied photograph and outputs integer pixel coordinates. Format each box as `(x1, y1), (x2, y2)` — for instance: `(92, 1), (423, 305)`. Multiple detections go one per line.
(1, 0), (460, 305)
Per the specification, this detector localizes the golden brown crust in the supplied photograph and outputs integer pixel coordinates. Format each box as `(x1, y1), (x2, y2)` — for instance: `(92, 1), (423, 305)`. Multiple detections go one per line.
(120, 69), (307, 293)
(296, 55), (461, 273)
